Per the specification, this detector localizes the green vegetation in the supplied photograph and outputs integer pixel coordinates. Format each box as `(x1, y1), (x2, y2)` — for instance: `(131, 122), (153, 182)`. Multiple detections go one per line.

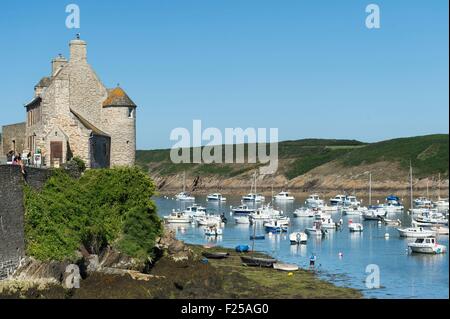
(136, 134), (448, 180)
(24, 167), (162, 262)
(339, 134), (449, 178)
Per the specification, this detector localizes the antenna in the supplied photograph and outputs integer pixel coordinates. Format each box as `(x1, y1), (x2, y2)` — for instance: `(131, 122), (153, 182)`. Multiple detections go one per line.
(76, 33), (81, 40)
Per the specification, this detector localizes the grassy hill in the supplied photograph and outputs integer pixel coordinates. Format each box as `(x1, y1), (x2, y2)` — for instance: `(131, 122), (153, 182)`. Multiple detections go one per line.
(136, 134), (449, 180)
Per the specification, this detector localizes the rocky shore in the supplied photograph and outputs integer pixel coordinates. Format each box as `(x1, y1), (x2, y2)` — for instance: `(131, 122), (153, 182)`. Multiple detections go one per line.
(0, 228), (361, 299)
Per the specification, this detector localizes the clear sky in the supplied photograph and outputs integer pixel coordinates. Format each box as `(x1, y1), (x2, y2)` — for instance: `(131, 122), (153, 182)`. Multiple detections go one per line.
(0, 0), (448, 149)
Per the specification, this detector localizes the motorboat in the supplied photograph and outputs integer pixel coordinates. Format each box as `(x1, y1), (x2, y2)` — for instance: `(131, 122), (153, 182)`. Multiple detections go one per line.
(164, 210), (191, 224)
(343, 196), (361, 207)
(320, 205), (340, 213)
(305, 221), (326, 236)
(264, 221), (288, 233)
(380, 217), (402, 226)
(363, 207), (387, 221)
(430, 226), (449, 235)
(175, 192), (195, 201)
(305, 194), (324, 207)
(204, 225), (223, 237)
(263, 216), (290, 227)
(183, 204), (207, 217)
(197, 215), (224, 227)
(330, 194), (347, 206)
(231, 205), (255, 216)
(249, 234), (266, 240)
(343, 206), (367, 216)
(378, 195), (404, 212)
(242, 193), (265, 202)
(434, 198), (449, 211)
(250, 205), (281, 221)
(273, 263), (299, 272)
(240, 256), (277, 267)
(414, 197), (433, 208)
(293, 207), (315, 218)
(289, 232), (308, 244)
(397, 226), (436, 238)
(274, 191), (295, 201)
(207, 193), (227, 202)
(319, 217), (337, 229)
(408, 237), (447, 254)
(348, 220), (363, 232)
(414, 211), (448, 225)
(234, 216), (250, 224)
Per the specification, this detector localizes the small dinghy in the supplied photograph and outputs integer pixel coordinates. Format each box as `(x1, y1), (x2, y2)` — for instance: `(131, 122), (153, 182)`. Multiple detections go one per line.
(430, 226), (449, 235)
(273, 263), (299, 272)
(202, 252), (230, 259)
(250, 235), (266, 240)
(241, 256), (277, 268)
(348, 220), (363, 232)
(397, 227), (436, 238)
(381, 217), (402, 226)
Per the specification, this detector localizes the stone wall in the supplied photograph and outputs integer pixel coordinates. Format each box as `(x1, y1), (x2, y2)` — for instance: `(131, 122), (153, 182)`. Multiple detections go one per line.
(1, 123), (26, 157)
(0, 165), (53, 280)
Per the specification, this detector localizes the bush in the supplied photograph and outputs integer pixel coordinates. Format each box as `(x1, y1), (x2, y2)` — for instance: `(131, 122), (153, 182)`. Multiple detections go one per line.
(24, 167), (163, 262)
(71, 157), (86, 172)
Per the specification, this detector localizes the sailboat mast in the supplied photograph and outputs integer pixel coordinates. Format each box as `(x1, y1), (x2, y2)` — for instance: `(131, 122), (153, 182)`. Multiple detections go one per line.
(369, 172), (372, 206)
(426, 178), (429, 199)
(183, 171), (186, 193)
(438, 173), (441, 200)
(410, 161), (413, 209)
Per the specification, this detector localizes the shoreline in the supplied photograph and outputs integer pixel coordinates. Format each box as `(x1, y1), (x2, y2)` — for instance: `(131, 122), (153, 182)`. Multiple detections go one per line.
(0, 243), (362, 299)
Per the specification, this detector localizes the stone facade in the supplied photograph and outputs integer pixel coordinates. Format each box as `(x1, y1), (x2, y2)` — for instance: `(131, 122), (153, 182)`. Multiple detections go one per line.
(1, 37), (137, 168)
(0, 123), (26, 160)
(0, 165), (54, 280)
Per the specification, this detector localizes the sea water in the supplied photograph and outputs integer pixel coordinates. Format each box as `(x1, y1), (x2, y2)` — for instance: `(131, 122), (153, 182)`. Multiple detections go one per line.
(154, 196), (449, 299)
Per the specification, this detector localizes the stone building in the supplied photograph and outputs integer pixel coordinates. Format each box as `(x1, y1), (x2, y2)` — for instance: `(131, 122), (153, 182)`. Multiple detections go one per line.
(0, 37), (137, 168)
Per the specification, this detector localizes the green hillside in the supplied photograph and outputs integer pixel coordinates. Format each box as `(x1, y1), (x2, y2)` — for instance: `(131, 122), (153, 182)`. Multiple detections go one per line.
(136, 134), (449, 179)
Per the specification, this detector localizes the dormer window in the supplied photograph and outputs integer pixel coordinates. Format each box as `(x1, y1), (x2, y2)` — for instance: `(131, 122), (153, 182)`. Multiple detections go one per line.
(128, 107), (134, 119)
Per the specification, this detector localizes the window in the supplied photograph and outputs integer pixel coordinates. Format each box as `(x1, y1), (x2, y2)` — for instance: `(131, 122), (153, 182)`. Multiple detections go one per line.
(128, 107), (134, 118)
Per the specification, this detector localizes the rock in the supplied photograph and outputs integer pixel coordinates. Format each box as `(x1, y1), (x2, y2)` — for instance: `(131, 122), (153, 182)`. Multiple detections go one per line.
(86, 255), (100, 272)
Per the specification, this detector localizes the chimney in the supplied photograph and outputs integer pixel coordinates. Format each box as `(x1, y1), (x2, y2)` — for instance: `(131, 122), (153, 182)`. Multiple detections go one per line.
(51, 54), (68, 76)
(69, 38), (87, 63)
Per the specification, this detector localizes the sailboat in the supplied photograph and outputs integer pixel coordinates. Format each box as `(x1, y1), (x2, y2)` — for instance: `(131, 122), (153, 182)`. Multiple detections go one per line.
(241, 220), (275, 267)
(175, 171), (195, 201)
(242, 171), (265, 202)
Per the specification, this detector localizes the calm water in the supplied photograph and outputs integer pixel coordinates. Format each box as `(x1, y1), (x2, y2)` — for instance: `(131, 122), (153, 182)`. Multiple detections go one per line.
(154, 195), (449, 299)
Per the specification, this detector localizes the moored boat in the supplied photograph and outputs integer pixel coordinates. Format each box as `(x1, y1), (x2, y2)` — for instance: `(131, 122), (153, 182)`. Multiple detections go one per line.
(289, 232), (307, 244)
(408, 237), (447, 254)
(274, 191), (295, 201)
(241, 256), (277, 267)
(273, 263), (299, 271)
(164, 210), (191, 224)
(397, 227), (436, 238)
(207, 193), (227, 202)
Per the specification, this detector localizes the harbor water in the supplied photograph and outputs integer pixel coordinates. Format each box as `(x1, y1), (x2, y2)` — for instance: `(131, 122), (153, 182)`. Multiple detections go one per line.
(154, 196), (449, 299)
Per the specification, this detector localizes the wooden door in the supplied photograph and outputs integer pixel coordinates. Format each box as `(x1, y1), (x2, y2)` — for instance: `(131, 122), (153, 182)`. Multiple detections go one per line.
(50, 141), (63, 166)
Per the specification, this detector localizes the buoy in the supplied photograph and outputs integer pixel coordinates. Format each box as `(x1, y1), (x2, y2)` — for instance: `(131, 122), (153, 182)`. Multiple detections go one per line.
(339, 252), (343, 258)
(385, 233), (390, 239)
(288, 272), (293, 276)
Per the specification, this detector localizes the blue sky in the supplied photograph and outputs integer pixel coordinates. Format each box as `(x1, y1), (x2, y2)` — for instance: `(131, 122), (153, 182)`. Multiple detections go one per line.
(0, 0), (448, 149)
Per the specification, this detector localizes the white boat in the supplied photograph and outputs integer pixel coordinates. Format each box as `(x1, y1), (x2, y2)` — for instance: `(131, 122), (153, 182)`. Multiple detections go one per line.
(289, 232), (308, 244)
(175, 192), (195, 201)
(348, 221), (363, 232)
(207, 193), (227, 202)
(330, 194), (347, 206)
(263, 216), (290, 227)
(343, 196), (361, 207)
(204, 226), (223, 236)
(408, 237), (447, 254)
(242, 193), (265, 202)
(250, 205), (281, 221)
(377, 195), (404, 213)
(234, 216), (250, 224)
(381, 217), (402, 226)
(176, 171), (195, 201)
(305, 194), (324, 207)
(231, 205), (255, 215)
(397, 227), (436, 238)
(434, 198), (449, 211)
(264, 221), (288, 233)
(273, 263), (299, 271)
(318, 217), (337, 229)
(320, 205), (340, 213)
(242, 171), (265, 202)
(343, 206), (367, 216)
(197, 215), (224, 227)
(274, 191), (295, 201)
(414, 197), (433, 208)
(430, 226), (449, 235)
(293, 207), (315, 218)
(183, 204), (207, 217)
(414, 211), (448, 225)
(305, 221), (326, 236)
(164, 210), (191, 224)
(363, 208), (387, 220)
